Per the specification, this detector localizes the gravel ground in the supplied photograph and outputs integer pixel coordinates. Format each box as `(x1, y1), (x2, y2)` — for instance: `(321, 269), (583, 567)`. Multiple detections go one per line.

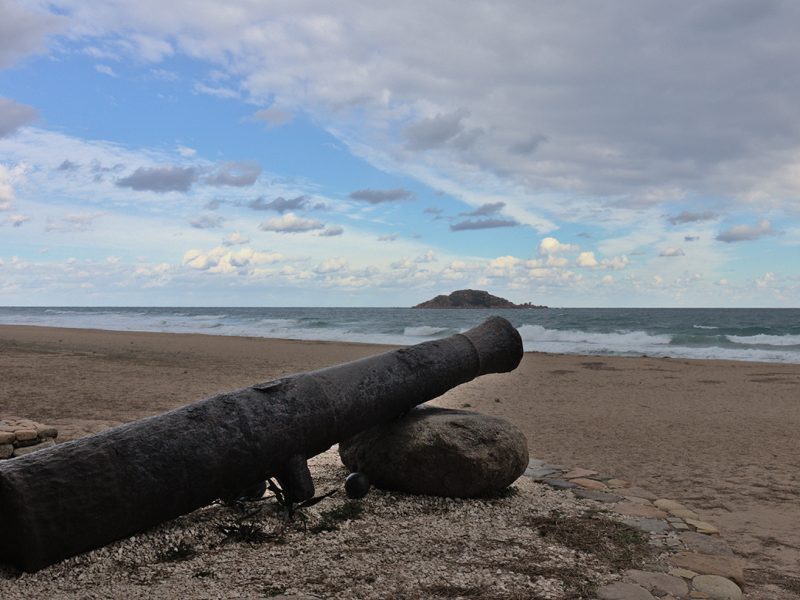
(0, 449), (663, 600)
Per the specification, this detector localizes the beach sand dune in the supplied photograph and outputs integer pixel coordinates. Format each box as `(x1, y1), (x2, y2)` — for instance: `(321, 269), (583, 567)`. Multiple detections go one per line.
(1, 325), (798, 598)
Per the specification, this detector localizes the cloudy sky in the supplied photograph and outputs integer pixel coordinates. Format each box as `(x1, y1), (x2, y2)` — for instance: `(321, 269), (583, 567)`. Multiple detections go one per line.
(1, 0), (798, 306)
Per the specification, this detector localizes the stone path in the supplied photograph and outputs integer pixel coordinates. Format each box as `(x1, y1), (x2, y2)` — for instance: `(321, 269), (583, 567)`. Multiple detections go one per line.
(0, 416), (58, 460)
(524, 458), (746, 600)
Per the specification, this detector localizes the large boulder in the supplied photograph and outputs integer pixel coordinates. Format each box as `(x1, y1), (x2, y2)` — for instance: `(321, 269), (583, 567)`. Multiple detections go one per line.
(339, 406), (528, 498)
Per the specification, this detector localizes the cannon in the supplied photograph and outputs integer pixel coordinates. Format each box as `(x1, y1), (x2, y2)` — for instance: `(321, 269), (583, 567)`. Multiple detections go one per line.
(0, 316), (523, 571)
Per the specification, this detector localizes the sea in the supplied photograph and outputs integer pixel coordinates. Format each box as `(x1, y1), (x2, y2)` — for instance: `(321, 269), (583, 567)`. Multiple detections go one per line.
(0, 306), (799, 364)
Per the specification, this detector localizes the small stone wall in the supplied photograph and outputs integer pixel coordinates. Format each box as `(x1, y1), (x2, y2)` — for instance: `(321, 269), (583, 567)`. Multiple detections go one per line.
(0, 416), (58, 459)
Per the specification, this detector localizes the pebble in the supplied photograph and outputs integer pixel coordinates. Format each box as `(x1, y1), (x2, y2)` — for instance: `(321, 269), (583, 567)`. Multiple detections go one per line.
(14, 429), (38, 441)
(669, 567), (699, 579)
(671, 508), (701, 520)
(613, 502), (668, 519)
(623, 517), (670, 534)
(563, 467), (598, 479)
(541, 478), (577, 489)
(570, 477), (607, 490)
(526, 457), (745, 596)
(624, 569), (689, 597)
(684, 518), (719, 534)
(679, 532), (734, 556)
(624, 495), (655, 506)
(36, 426), (58, 438)
(0, 417), (59, 461)
(669, 552), (745, 586)
(12, 439), (55, 457)
(597, 582), (656, 600)
(654, 499), (688, 512)
(572, 489), (623, 503)
(524, 466), (560, 480)
(617, 487), (658, 501)
(691, 575), (742, 600)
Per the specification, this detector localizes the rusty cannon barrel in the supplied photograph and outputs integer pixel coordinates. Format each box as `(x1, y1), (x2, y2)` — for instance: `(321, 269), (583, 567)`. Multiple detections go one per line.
(0, 316), (522, 571)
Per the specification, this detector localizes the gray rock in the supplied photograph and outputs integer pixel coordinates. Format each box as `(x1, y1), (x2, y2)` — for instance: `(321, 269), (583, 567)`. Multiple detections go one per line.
(679, 530), (734, 556)
(11, 440), (55, 458)
(572, 489), (623, 503)
(524, 466), (560, 480)
(541, 478), (577, 489)
(597, 582), (655, 600)
(0, 444), (14, 459)
(624, 569), (689, 597)
(339, 406), (528, 498)
(692, 575), (742, 600)
(622, 517), (670, 533)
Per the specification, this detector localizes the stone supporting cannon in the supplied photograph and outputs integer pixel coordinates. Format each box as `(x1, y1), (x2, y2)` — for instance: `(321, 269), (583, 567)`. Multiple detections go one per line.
(0, 316), (523, 571)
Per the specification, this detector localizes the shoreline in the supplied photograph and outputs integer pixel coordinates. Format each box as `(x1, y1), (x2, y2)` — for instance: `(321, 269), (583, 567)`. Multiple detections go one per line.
(2, 322), (798, 367)
(2, 324), (799, 597)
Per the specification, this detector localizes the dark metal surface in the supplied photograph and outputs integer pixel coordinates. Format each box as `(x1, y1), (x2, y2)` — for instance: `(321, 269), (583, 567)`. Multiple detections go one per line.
(0, 316), (522, 571)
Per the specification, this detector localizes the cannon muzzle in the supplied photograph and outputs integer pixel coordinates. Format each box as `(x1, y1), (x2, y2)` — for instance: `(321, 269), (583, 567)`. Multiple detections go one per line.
(0, 316), (522, 571)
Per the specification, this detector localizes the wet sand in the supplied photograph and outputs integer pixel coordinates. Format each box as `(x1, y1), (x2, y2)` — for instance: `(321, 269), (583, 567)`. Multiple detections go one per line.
(1, 324), (798, 597)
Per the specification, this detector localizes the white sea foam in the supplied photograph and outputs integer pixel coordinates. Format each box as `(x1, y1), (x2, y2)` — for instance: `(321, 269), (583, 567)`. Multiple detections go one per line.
(517, 324), (800, 362)
(728, 333), (800, 347)
(403, 325), (449, 337)
(518, 325), (671, 354)
(693, 324), (719, 330)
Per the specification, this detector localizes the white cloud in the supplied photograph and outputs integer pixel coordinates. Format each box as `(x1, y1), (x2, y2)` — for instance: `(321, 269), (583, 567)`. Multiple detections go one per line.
(315, 257), (348, 274)
(6, 214), (31, 227)
(259, 212), (325, 233)
(222, 231), (249, 246)
(538, 237), (577, 256)
(756, 271), (775, 288)
(0, 162), (28, 209)
(193, 82), (239, 99)
(176, 145), (196, 157)
(45, 212), (105, 232)
(576, 251), (598, 268)
(94, 64), (117, 77)
(253, 105), (294, 128)
(183, 245), (283, 274)
(659, 247), (686, 257)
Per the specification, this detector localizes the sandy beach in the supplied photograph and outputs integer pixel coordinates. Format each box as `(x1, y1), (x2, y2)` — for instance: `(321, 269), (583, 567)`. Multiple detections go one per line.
(1, 324), (799, 598)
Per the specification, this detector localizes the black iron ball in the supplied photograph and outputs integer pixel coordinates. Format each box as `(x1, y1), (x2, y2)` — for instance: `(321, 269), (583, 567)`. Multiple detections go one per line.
(345, 472), (370, 499)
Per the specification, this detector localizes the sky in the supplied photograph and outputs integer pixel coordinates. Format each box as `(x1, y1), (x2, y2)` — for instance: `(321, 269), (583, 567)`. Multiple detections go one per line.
(0, 0), (798, 307)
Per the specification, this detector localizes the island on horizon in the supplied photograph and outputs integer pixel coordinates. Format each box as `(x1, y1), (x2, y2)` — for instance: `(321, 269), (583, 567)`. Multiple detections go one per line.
(412, 289), (547, 309)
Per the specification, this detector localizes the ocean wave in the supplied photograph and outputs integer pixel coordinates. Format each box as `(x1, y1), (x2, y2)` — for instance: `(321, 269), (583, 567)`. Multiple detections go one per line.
(517, 324), (800, 362)
(403, 325), (450, 337)
(692, 324), (719, 330)
(518, 324), (671, 350)
(669, 334), (730, 346)
(728, 333), (800, 347)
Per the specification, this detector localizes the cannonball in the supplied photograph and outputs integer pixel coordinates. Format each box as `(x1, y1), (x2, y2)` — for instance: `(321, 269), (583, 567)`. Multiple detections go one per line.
(345, 472), (370, 499)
